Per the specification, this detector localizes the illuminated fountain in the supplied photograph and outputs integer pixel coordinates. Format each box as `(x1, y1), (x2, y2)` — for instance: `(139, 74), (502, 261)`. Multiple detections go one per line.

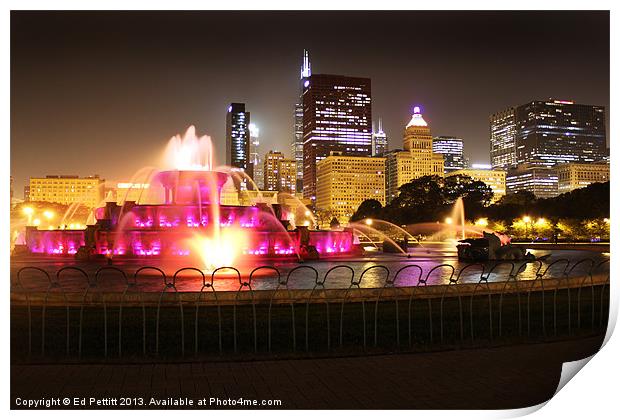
(21, 126), (355, 270)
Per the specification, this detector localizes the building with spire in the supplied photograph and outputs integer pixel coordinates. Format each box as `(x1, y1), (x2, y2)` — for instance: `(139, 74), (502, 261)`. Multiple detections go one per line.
(291, 50), (311, 193)
(371, 119), (388, 157)
(385, 106), (444, 203)
(248, 123), (264, 189)
(302, 73), (372, 201)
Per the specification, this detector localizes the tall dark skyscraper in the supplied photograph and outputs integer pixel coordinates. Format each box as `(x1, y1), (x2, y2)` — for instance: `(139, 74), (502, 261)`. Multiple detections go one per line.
(515, 100), (607, 165)
(226, 103), (251, 175)
(302, 74), (372, 200)
(433, 136), (465, 173)
(490, 100), (607, 169)
(292, 50), (311, 193)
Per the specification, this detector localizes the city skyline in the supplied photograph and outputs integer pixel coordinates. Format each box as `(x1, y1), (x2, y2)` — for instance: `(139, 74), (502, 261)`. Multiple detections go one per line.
(11, 11), (610, 194)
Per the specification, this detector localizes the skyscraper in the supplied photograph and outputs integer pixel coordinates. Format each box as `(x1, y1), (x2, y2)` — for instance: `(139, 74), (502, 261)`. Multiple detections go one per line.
(489, 107), (517, 170)
(226, 103), (251, 174)
(302, 74), (372, 201)
(278, 158), (297, 194)
(316, 152), (386, 227)
(490, 100), (607, 170)
(385, 107), (444, 203)
(264, 150), (284, 192)
(432, 136), (465, 173)
(371, 119), (388, 157)
(248, 123), (264, 189)
(506, 164), (559, 199)
(515, 100), (607, 165)
(292, 50), (311, 193)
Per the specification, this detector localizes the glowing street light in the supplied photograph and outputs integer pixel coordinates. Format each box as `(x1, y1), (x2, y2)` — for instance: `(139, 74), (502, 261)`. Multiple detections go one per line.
(475, 218), (488, 227)
(522, 216), (532, 240)
(365, 218), (373, 226)
(43, 210), (55, 220)
(445, 217), (453, 225)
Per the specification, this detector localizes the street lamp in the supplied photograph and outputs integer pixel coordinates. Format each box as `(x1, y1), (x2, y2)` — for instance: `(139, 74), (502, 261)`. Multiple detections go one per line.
(523, 216), (531, 240)
(444, 217), (453, 225)
(475, 218), (488, 227)
(365, 218), (373, 226)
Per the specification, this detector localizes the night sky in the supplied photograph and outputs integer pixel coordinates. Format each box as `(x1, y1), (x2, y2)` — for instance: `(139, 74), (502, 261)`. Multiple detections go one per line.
(11, 11), (609, 195)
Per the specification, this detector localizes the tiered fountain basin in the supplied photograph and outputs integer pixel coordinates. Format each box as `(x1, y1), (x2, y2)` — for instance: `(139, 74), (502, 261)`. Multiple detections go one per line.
(22, 170), (355, 262)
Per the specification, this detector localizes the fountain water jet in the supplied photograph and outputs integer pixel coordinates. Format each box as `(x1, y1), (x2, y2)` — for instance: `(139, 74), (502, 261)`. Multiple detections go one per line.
(21, 126), (356, 270)
(348, 222), (408, 255)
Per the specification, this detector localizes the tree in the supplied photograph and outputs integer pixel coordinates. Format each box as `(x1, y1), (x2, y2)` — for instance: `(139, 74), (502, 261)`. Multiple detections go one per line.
(487, 190), (538, 223)
(444, 175), (493, 219)
(386, 175), (447, 224)
(350, 199), (383, 222)
(381, 175), (493, 225)
(540, 182), (609, 219)
(496, 190), (537, 207)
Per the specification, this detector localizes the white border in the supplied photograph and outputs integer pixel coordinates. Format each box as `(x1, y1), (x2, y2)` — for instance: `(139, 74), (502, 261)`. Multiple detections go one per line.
(3, 1), (617, 419)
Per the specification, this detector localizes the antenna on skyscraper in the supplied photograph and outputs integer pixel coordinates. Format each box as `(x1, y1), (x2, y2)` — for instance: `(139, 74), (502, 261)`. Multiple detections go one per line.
(300, 49), (311, 79)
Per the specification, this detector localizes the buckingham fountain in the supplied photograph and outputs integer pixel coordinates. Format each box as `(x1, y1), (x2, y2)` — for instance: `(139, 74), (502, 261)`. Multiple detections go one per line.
(19, 126), (354, 271)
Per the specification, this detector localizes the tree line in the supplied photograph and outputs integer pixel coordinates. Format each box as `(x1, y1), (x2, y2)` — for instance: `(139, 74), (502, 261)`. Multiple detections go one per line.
(350, 175), (610, 240)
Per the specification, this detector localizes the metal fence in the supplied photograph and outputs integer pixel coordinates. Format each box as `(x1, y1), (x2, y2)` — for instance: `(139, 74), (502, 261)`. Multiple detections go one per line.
(10, 258), (610, 362)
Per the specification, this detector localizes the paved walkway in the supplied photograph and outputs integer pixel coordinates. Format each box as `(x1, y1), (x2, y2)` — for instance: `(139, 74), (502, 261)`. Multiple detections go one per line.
(11, 335), (604, 410)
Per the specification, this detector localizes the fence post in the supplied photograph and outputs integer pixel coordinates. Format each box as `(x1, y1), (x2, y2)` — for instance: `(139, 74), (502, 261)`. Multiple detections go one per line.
(446, 263), (484, 343)
(170, 268), (205, 356)
(280, 266), (318, 352)
(392, 265), (423, 348)
(95, 266), (129, 359)
(134, 266), (166, 355)
(56, 267), (91, 358)
(16, 267), (52, 358)
(233, 268), (257, 353)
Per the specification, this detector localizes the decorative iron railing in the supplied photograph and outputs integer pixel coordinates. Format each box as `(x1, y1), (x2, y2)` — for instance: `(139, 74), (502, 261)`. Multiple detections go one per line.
(10, 258), (610, 362)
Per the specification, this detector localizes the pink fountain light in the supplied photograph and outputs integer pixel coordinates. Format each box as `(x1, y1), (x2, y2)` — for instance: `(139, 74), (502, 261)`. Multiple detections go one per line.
(22, 126), (355, 267)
